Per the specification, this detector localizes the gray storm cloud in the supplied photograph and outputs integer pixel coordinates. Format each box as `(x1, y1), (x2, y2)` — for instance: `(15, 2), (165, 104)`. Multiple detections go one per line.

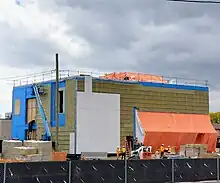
(0, 0), (220, 111)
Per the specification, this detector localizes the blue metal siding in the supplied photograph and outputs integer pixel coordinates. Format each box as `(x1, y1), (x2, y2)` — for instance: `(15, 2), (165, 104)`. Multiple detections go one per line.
(50, 83), (55, 127)
(12, 87), (28, 140)
(12, 80), (66, 140)
(50, 80), (66, 127)
(139, 82), (209, 91)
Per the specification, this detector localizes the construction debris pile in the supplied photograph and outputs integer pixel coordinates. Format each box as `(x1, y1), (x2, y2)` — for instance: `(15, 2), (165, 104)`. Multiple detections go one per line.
(2, 140), (52, 161)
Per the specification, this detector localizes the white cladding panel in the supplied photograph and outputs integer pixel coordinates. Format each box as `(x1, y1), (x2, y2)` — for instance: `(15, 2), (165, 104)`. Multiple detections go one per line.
(76, 92), (120, 153)
(69, 133), (75, 154)
(135, 112), (145, 144)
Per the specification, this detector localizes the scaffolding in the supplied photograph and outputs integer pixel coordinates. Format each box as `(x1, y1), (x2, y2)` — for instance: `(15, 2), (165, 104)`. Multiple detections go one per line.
(8, 69), (208, 87)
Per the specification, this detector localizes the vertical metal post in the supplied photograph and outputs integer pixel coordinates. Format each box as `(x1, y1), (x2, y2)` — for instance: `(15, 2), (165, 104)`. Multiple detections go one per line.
(217, 157), (219, 181)
(171, 159), (175, 183)
(133, 107), (136, 150)
(124, 158), (127, 183)
(55, 53), (59, 151)
(3, 163), (6, 183)
(74, 78), (78, 154)
(68, 161), (72, 183)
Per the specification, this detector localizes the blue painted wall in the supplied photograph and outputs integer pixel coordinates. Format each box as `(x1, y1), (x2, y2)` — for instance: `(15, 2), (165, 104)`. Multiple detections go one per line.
(50, 81), (66, 127)
(12, 86), (27, 140)
(12, 80), (66, 140)
(11, 77), (209, 140)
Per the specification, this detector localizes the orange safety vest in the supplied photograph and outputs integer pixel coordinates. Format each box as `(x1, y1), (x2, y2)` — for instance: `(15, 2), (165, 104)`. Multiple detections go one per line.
(160, 146), (164, 153)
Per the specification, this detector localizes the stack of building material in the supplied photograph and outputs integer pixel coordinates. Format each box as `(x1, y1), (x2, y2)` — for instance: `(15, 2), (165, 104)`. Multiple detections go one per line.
(13, 147), (37, 156)
(2, 140), (53, 162)
(2, 140), (22, 159)
(22, 154), (43, 161)
(180, 144), (208, 158)
(23, 140), (52, 161)
(12, 147), (41, 161)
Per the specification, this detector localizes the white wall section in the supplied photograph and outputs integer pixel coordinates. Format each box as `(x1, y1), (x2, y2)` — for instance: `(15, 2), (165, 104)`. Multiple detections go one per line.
(69, 132), (75, 154)
(76, 91), (120, 153)
(84, 76), (92, 93)
(135, 111), (145, 143)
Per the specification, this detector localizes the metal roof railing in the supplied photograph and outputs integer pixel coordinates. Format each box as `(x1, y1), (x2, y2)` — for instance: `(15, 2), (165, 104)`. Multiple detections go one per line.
(8, 70), (208, 87)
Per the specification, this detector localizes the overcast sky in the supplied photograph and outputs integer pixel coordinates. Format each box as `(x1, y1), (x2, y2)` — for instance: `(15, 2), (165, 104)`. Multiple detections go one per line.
(0, 0), (220, 115)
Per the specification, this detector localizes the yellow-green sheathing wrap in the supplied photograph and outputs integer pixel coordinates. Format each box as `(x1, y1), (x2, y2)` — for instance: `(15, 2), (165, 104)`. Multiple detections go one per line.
(63, 78), (209, 150)
(91, 80), (209, 144)
(65, 79), (75, 129)
(51, 79), (76, 152)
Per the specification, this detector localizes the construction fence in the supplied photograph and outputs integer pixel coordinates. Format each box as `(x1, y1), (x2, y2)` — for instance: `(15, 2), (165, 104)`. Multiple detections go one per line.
(1, 158), (220, 183)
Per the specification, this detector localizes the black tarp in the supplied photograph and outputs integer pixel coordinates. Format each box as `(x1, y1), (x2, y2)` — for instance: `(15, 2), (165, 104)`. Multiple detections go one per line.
(0, 163), (4, 183)
(71, 160), (125, 183)
(1, 158), (220, 182)
(5, 161), (69, 183)
(174, 158), (217, 182)
(127, 159), (172, 183)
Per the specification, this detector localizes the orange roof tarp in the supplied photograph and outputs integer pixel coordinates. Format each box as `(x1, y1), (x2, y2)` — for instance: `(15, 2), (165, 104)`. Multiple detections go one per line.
(138, 112), (217, 152)
(100, 72), (168, 83)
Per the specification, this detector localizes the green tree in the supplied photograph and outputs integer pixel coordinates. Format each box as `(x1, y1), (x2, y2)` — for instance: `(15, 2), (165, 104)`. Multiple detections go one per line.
(210, 112), (220, 124)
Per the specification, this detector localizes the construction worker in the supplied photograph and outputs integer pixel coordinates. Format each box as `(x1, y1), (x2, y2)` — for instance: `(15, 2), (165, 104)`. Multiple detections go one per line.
(121, 145), (126, 160)
(116, 146), (120, 160)
(168, 146), (172, 154)
(160, 144), (165, 158)
(81, 155), (86, 160)
(27, 120), (35, 140)
(135, 138), (141, 150)
(155, 150), (160, 159)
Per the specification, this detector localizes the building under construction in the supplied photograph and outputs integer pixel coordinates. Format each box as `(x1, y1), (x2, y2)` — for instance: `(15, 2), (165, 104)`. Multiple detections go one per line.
(11, 70), (216, 153)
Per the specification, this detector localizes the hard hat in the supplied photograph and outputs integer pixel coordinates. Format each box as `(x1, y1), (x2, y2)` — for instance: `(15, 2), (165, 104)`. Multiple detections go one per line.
(168, 146), (170, 147)
(162, 144), (164, 146)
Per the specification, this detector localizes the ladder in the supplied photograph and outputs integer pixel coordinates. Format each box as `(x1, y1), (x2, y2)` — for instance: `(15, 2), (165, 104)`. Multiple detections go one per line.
(125, 140), (131, 158)
(32, 84), (51, 141)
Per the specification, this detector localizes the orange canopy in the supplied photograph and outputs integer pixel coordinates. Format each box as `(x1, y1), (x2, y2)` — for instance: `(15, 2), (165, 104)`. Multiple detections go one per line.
(137, 112), (217, 152)
(100, 72), (168, 83)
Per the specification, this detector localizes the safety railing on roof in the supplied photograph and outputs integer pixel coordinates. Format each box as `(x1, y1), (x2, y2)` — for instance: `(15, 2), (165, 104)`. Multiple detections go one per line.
(8, 70), (106, 86)
(8, 70), (208, 87)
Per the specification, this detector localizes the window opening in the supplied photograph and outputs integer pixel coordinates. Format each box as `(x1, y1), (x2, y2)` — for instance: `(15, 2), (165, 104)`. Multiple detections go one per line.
(14, 99), (20, 115)
(59, 90), (64, 113)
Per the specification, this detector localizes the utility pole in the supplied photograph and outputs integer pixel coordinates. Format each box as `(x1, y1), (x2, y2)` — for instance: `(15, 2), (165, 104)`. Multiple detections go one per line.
(74, 79), (78, 154)
(55, 53), (59, 151)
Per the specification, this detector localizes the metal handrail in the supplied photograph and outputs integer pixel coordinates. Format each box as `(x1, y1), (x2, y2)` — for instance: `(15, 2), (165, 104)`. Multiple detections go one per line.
(8, 69), (208, 87)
